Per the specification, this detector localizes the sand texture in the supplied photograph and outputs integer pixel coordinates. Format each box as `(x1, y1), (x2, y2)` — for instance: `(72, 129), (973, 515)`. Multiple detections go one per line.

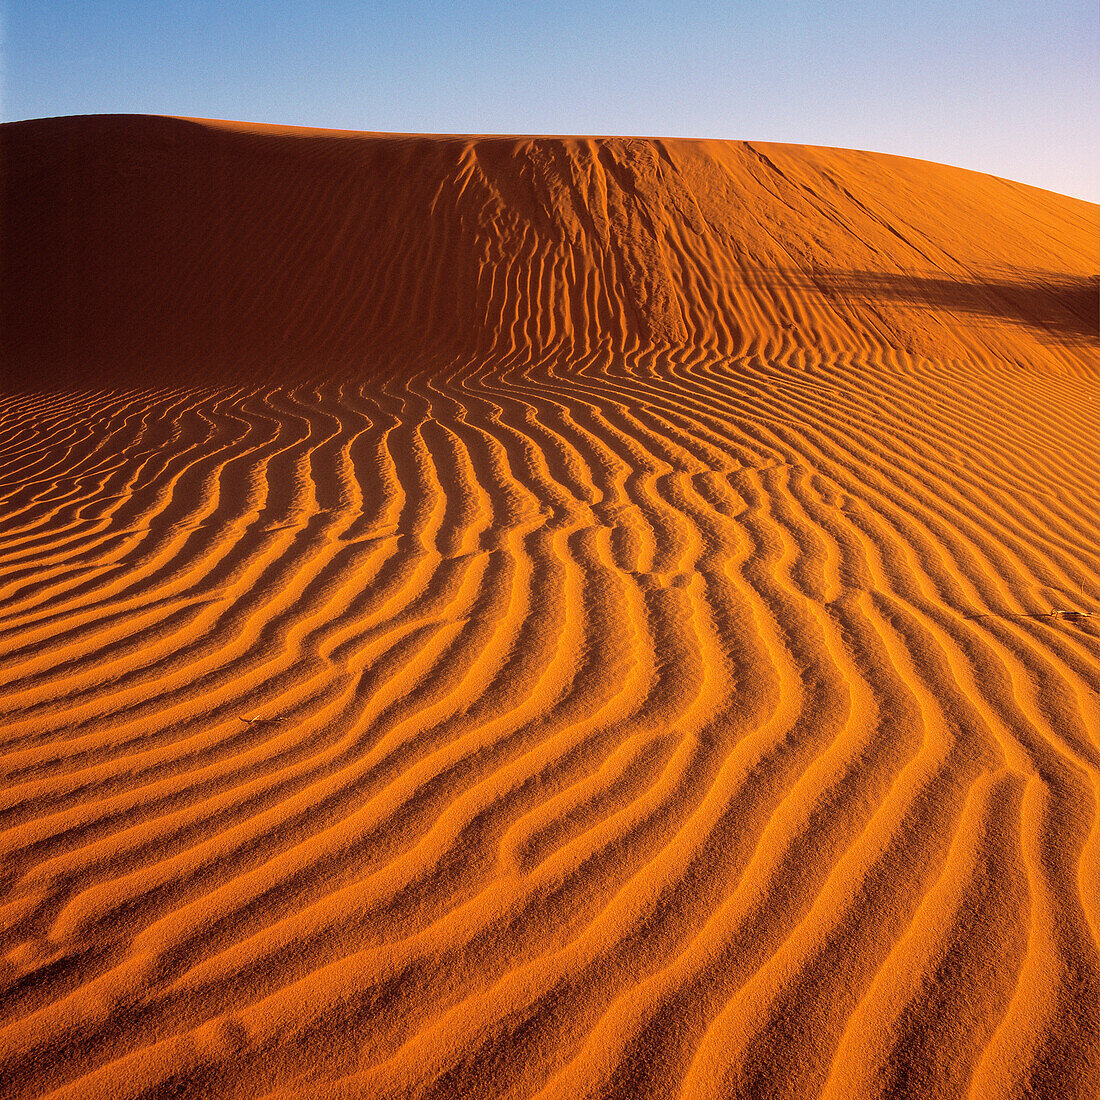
(1, 115), (1098, 1099)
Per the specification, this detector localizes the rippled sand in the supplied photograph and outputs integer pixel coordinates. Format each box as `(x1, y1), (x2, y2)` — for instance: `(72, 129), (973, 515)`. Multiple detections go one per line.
(1, 116), (1097, 1099)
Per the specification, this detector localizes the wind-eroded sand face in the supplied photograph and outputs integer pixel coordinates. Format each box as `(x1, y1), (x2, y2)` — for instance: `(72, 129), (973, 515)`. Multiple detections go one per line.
(0, 116), (1097, 1099)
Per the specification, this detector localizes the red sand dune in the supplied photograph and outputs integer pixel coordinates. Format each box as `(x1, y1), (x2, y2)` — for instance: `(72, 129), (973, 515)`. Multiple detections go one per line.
(0, 115), (1097, 1099)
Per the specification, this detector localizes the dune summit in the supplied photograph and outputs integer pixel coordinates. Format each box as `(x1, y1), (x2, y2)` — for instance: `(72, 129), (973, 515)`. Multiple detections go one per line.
(3, 114), (1097, 384)
(0, 114), (1097, 1099)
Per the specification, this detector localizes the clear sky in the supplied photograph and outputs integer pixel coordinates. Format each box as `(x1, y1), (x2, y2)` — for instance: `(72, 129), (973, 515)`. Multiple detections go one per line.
(4, 0), (1097, 201)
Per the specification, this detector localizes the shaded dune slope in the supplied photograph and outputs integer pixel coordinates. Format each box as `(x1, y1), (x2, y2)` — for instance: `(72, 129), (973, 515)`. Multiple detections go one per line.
(3, 114), (1097, 383)
(0, 116), (1098, 1098)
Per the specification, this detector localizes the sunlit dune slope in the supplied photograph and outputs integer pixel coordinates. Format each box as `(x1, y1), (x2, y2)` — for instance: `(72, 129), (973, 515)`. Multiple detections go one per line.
(3, 114), (1097, 384)
(0, 115), (1097, 1100)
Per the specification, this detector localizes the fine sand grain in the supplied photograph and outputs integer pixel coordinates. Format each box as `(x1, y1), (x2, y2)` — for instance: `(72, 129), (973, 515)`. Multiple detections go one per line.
(0, 115), (1097, 1099)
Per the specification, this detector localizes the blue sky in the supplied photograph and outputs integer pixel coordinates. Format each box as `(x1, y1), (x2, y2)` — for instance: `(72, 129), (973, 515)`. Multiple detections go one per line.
(4, 1), (1097, 200)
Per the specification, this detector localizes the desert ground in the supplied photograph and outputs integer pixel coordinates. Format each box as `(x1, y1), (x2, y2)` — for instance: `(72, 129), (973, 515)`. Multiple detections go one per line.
(1, 115), (1097, 1099)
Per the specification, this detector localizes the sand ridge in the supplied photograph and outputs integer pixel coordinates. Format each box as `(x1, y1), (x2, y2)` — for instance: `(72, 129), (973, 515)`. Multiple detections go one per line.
(0, 116), (1097, 1098)
(3, 115), (1096, 385)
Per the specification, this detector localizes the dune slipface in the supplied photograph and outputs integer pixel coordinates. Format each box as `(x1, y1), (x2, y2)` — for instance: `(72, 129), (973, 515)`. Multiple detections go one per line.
(0, 115), (1097, 1099)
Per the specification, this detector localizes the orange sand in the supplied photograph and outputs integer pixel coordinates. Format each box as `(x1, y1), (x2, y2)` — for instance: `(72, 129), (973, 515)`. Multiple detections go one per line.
(0, 115), (1097, 1099)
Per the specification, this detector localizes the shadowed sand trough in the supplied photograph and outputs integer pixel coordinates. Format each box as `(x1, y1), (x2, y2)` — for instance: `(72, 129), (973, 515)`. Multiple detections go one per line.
(0, 116), (1097, 1099)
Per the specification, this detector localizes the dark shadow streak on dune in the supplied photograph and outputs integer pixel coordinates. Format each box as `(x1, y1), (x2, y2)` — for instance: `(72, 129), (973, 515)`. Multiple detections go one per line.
(772, 268), (1099, 346)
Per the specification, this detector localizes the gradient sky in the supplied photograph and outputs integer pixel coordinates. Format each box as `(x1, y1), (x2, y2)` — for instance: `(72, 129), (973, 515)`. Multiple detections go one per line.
(4, 1), (1098, 201)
